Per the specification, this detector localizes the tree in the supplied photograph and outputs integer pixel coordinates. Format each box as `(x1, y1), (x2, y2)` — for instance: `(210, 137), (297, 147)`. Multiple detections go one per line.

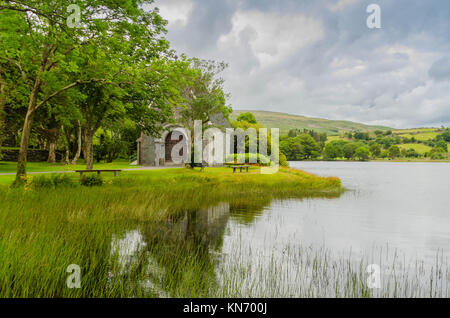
(369, 143), (381, 158)
(343, 143), (359, 160)
(354, 131), (370, 140)
(435, 140), (448, 152)
(179, 59), (232, 161)
(0, 67), (6, 157)
(323, 142), (343, 160)
(236, 112), (257, 124)
(388, 145), (400, 159)
(439, 129), (450, 142)
(354, 147), (371, 161)
(294, 134), (320, 160)
(405, 148), (419, 158)
(287, 129), (298, 138)
(0, 0), (176, 178)
(430, 147), (446, 160)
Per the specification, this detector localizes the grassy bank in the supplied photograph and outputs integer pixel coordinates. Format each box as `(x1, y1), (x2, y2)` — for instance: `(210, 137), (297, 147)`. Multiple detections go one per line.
(0, 167), (342, 297)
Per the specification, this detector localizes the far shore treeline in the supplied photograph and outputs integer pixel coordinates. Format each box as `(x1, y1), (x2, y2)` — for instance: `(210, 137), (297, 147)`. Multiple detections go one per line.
(280, 127), (450, 162)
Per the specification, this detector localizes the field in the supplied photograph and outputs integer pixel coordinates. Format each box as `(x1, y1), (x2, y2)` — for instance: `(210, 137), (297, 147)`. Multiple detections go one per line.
(398, 143), (433, 154)
(231, 110), (392, 135)
(324, 127), (449, 159)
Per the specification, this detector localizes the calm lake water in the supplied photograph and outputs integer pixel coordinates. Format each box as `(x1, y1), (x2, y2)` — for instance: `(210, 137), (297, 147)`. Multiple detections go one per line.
(112, 162), (450, 297)
(278, 161), (450, 263)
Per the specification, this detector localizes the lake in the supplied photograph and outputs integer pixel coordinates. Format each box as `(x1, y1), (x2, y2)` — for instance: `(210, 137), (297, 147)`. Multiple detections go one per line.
(112, 162), (450, 297)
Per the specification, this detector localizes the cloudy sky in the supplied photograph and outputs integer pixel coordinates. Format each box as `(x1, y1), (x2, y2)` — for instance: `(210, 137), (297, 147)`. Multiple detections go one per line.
(153, 0), (450, 128)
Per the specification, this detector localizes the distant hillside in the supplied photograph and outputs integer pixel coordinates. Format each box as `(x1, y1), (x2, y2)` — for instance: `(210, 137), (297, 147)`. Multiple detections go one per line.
(231, 110), (392, 135)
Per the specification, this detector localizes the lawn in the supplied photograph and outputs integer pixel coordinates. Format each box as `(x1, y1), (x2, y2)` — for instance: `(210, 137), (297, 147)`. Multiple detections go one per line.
(0, 160), (134, 174)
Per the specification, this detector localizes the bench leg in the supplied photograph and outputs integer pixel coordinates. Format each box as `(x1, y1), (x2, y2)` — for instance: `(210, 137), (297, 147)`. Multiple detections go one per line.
(79, 172), (83, 177)
(114, 171), (118, 177)
(246, 167), (249, 172)
(233, 168), (236, 173)
(240, 167), (243, 173)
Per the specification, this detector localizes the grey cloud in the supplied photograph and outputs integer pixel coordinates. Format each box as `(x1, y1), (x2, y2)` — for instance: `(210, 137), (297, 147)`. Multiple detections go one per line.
(429, 57), (450, 82)
(154, 0), (450, 128)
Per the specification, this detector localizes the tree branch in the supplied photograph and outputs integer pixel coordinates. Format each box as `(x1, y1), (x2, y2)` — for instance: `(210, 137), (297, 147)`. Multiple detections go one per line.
(34, 78), (117, 111)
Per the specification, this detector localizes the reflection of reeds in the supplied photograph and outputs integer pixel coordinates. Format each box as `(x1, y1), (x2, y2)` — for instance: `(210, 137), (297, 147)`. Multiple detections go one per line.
(0, 167), (344, 297)
(216, 243), (449, 298)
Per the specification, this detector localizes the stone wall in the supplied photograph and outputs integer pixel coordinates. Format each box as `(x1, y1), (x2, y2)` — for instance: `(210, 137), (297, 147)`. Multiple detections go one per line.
(0, 149), (64, 162)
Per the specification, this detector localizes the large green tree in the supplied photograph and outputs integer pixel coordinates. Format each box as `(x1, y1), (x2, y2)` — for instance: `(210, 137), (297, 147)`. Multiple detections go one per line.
(0, 0), (171, 181)
(179, 59), (232, 161)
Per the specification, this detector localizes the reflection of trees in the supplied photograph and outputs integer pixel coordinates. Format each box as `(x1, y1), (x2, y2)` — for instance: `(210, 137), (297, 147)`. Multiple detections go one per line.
(139, 202), (231, 297)
(109, 191), (342, 297)
(228, 196), (272, 225)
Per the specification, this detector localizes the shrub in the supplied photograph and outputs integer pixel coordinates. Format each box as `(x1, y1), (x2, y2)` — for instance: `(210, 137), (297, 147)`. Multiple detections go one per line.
(31, 174), (74, 189)
(354, 147), (371, 161)
(80, 174), (103, 187)
(279, 153), (289, 167)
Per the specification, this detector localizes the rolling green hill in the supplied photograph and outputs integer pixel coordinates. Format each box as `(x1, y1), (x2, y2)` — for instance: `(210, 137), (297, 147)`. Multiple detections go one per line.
(231, 110), (392, 135)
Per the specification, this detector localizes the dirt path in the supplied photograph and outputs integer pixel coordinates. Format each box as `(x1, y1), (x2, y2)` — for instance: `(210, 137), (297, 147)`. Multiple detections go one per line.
(0, 166), (180, 176)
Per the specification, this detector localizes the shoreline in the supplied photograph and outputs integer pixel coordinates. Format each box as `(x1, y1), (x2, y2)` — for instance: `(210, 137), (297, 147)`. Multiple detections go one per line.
(289, 159), (450, 163)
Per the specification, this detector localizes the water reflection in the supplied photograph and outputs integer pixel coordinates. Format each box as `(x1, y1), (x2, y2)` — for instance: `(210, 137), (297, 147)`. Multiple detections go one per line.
(108, 196), (289, 297)
(108, 162), (449, 297)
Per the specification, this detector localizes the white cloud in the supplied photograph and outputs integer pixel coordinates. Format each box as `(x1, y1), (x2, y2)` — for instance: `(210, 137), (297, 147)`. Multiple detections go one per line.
(328, 0), (358, 12)
(218, 10), (324, 67)
(156, 0), (194, 28)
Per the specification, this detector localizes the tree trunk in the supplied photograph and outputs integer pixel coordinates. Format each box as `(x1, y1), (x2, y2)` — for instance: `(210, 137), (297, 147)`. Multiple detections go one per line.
(46, 128), (59, 163)
(47, 142), (57, 163)
(61, 125), (71, 164)
(0, 73), (6, 157)
(16, 107), (36, 181)
(83, 127), (94, 170)
(71, 121), (82, 165)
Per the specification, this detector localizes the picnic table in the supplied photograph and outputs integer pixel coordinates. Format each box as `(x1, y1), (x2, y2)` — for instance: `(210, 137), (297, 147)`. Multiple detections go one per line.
(75, 169), (122, 177)
(231, 165), (250, 173)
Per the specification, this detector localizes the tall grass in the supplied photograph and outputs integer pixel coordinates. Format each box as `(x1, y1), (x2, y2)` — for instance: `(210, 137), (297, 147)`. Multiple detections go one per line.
(16, 166), (450, 298)
(2, 167), (447, 298)
(0, 167), (343, 297)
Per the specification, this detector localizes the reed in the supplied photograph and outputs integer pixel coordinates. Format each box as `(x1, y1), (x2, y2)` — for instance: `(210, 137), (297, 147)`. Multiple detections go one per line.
(7, 167), (445, 298)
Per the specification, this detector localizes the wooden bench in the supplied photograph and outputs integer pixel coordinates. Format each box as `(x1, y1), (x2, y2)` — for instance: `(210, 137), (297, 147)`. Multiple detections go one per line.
(186, 163), (206, 171)
(232, 165), (250, 173)
(75, 169), (122, 177)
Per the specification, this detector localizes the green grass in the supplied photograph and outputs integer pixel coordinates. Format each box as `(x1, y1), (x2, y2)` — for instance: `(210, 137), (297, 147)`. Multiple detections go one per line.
(0, 167), (344, 298)
(231, 110), (392, 135)
(395, 132), (440, 141)
(393, 128), (446, 141)
(398, 143), (433, 154)
(0, 160), (133, 174)
(393, 128), (439, 134)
